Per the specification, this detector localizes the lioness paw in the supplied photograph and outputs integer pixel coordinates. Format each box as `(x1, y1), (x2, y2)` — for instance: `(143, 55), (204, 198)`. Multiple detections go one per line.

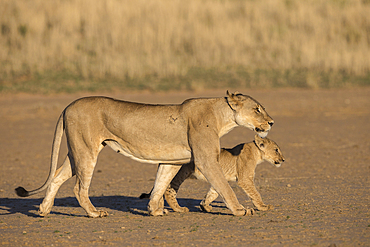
(256, 204), (274, 211)
(38, 210), (50, 217)
(88, 210), (109, 218)
(38, 203), (52, 217)
(200, 202), (212, 212)
(148, 208), (168, 216)
(174, 206), (190, 213)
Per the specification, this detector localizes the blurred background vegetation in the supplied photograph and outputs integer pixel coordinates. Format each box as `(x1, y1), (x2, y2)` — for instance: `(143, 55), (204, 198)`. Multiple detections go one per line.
(1, 0), (369, 93)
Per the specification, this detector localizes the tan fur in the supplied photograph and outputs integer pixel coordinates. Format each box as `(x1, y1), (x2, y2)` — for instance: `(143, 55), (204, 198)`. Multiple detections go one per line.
(162, 135), (284, 213)
(15, 91), (274, 218)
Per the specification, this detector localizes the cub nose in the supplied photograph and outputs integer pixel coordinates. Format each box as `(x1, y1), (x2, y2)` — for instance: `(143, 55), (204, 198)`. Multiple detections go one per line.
(268, 121), (274, 127)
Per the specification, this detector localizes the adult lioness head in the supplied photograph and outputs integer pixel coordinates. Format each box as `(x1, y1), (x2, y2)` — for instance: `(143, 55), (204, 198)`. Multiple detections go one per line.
(227, 91), (274, 137)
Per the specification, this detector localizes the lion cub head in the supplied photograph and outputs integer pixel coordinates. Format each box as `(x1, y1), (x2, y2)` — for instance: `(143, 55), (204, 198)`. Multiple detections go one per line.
(254, 135), (285, 167)
(226, 91), (274, 138)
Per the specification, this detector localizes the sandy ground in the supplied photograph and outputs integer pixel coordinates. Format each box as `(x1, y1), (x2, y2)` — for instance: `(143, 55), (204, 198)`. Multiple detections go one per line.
(0, 88), (369, 246)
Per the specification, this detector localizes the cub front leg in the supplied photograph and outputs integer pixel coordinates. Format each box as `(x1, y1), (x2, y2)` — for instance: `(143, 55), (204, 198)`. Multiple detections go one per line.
(238, 177), (274, 211)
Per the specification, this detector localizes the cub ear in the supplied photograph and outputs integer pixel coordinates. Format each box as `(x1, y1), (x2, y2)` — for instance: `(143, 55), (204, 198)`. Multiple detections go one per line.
(226, 90), (244, 111)
(254, 134), (265, 149)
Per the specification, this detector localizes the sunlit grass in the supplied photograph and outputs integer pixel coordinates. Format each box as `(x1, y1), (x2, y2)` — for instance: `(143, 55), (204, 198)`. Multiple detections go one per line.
(1, 0), (369, 93)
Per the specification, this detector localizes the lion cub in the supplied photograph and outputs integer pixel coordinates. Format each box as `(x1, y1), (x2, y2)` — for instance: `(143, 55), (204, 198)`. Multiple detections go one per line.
(163, 135), (285, 213)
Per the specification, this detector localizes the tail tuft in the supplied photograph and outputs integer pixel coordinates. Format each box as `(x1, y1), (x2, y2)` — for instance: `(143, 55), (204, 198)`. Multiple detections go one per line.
(15, 187), (29, 197)
(139, 193), (150, 199)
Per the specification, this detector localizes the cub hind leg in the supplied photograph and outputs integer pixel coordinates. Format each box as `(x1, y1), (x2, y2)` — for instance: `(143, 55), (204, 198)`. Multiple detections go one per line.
(164, 162), (195, 213)
(164, 187), (189, 213)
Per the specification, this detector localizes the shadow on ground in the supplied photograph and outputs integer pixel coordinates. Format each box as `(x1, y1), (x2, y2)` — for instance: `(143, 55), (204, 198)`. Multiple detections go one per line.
(0, 196), (207, 218)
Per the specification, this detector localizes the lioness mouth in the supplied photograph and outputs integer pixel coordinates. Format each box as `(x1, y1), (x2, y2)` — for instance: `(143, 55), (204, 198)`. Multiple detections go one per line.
(255, 127), (264, 132)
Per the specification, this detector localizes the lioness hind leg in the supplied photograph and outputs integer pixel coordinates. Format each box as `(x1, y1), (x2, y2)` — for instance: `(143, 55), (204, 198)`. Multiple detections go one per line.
(39, 156), (74, 217)
(74, 156), (108, 218)
(164, 162), (195, 213)
(148, 164), (181, 216)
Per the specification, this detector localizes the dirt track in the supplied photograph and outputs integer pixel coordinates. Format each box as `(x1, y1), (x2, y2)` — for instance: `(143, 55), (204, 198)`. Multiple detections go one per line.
(0, 89), (369, 246)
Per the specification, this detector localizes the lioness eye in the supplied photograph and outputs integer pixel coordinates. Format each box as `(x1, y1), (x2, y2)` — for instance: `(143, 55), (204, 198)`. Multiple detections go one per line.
(255, 107), (261, 113)
(275, 149), (279, 153)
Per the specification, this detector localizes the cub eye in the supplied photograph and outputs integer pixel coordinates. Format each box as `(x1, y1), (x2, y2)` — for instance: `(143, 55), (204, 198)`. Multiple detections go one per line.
(275, 149), (279, 153)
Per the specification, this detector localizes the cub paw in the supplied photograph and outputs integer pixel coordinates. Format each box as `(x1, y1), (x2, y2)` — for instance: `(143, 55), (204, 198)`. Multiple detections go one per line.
(99, 210), (109, 217)
(244, 208), (254, 216)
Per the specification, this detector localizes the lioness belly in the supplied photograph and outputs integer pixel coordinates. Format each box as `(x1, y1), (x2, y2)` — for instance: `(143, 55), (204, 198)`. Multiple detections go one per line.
(104, 140), (192, 164)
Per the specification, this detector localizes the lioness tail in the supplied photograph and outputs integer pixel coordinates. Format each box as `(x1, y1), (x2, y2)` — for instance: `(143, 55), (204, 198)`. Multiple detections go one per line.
(14, 112), (65, 197)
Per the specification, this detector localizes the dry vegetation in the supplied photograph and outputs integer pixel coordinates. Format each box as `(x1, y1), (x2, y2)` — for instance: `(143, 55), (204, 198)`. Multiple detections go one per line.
(1, 0), (370, 93)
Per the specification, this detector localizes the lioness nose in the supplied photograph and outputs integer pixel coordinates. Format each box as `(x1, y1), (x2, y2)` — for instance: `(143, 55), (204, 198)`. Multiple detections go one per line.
(268, 121), (274, 127)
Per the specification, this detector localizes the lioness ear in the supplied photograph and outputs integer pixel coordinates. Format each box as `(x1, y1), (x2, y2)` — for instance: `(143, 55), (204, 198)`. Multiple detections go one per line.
(226, 90), (243, 111)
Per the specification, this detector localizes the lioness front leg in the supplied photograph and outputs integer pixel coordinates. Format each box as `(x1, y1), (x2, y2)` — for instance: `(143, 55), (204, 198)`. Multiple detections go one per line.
(238, 178), (274, 211)
(188, 130), (247, 216)
(200, 187), (219, 212)
(199, 187), (254, 215)
(148, 164), (181, 216)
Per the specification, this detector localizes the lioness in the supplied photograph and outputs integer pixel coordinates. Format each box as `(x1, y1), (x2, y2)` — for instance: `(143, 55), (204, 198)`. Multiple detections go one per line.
(157, 135), (284, 213)
(15, 91), (274, 218)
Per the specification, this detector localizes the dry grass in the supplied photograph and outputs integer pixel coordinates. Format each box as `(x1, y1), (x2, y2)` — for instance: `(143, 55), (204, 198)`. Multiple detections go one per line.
(1, 0), (370, 93)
